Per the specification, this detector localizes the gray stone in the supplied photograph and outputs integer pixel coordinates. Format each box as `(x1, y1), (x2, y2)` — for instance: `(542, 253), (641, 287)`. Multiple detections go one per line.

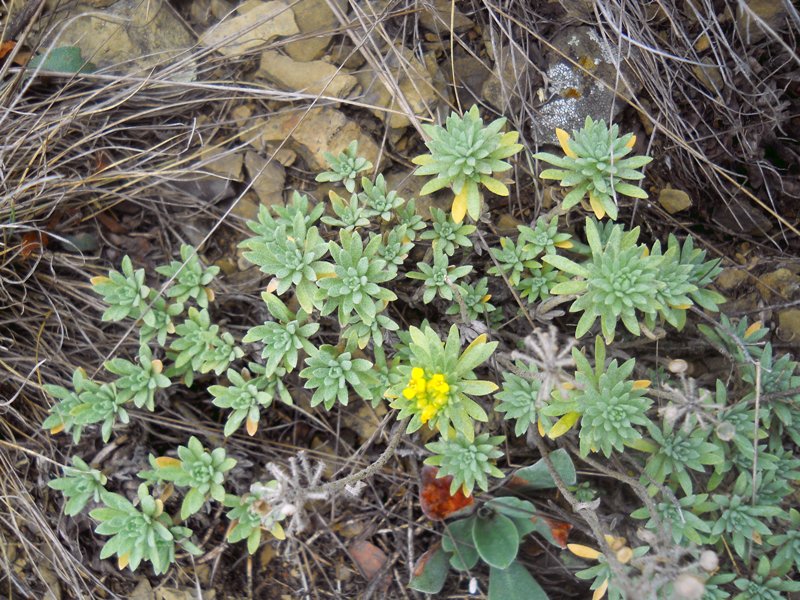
(530, 27), (637, 145)
(245, 151), (286, 206)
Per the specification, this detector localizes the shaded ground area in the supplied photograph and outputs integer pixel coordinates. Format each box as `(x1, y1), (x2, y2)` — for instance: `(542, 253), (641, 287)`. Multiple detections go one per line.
(1, 0), (798, 598)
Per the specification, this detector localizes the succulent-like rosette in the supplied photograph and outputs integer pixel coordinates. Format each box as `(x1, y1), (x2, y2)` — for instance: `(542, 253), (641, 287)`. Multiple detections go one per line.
(386, 324), (498, 441)
(534, 117), (652, 220)
(413, 105), (523, 223)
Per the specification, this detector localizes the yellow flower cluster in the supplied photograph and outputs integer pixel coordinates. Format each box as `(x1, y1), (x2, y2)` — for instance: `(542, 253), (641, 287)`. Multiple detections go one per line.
(402, 367), (450, 424)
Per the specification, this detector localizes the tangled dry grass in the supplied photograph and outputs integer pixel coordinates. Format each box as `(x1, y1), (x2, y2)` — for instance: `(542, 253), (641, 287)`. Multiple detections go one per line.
(1, 0), (798, 598)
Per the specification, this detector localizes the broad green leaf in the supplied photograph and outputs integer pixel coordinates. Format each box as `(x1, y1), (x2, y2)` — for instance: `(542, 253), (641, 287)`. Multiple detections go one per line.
(409, 546), (449, 593)
(513, 448), (576, 489)
(29, 46), (95, 74)
(489, 562), (549, 600)
(443, 517), (479, 571)
(472, 512), (519, 569)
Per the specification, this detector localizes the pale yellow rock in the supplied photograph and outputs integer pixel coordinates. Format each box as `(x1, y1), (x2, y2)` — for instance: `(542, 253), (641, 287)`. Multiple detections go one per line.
(737, 0), (787, 43)
(253, 108), (381, 171)
(232, 104), (254, 128)
(199, 147), (244, 181)
(755, 268), (800, 301)
(256, 50), (358, 98)
(45, 0), (195, 77)
(418, 0), (473, 33)
(355, 45), (442, 129)
(230, 192), (262, 222)
(245, 151), (286, 205)
(284, 0), (348, 62)
(658, 187), (692, 214)
(715, 268), (748, 291)
(777, 309), (800, 344)
(264, 145), (297, 167)
(692, 57), (723, 92)
(201, 1), (299, 57)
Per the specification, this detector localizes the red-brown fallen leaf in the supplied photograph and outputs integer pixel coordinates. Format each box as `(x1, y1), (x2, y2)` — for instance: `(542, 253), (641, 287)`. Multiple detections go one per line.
(94, 210), (127, 234)
(419, 465), (475, 521)
(412, 542), (443, 577)
(349, 539), (388, 580)
(20, 231), (48, 258)
(0, 41), (16, 60)
(529, 515), (572, 548)
(505, 474), (530, 489)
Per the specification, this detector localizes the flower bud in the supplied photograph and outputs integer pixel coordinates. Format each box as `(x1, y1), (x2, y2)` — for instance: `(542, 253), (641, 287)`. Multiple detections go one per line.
(673, 574), (705, 600)
(699, 550), (719, 572)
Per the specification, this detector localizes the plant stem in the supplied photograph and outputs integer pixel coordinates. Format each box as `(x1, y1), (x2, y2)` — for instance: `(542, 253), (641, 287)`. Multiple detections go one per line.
(307, 417), (408, 497)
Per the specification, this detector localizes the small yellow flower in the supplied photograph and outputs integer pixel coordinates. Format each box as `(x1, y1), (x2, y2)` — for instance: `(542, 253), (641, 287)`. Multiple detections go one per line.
(402, 368), (450, 424)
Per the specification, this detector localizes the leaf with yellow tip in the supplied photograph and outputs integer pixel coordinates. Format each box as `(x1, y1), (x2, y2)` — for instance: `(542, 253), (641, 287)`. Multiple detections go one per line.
(556, 128), (577, 159)
(154, 456), (182, 468)
(270, 522), (286, 540)
(500, 130), (520, 145)
(266, 278), (280, 294)
(246, 416), (258, 436)
(118, 553), (130, 570)
(548, 411), (580, 439)
(452, 187), (468, 224)
(671, 303), (691, 310)
(589, 193), (607, 219)
(205, 287), (215, 303)
(555, 240), (574, 249)
(632, 379), (651, 390)
(625, 135), (636, 148)
(537, 419), (546, 437)
(481, 294), (492, 303)
(561, 381), (576, 391)
(411, 154), (434, 166)
(744, 321), (762, 338)
(50, 423), (65, 435)
(567, 543), (601, 560)
(481, 176), (509, 197)
(592, 578), (609, 600)
(90, 275), (110, 286)
(151, 359), (163, 374)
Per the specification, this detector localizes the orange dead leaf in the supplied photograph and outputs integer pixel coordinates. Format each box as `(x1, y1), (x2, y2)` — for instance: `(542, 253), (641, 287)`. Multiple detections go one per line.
(0, 40), (15, 60)
(543, 517), (572, 548)
(94, 210), (127, 235)
(21, 231), (48, 258)
(419, 465), (474, 520)
(246, 416), (258, 436)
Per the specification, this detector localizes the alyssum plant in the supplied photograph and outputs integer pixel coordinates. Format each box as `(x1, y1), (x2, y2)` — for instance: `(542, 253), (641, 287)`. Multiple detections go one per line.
(41, 106), (798, 600)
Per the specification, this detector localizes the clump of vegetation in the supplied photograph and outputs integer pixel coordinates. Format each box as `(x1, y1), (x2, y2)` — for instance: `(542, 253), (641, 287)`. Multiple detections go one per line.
(40, 105), (799, 600)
